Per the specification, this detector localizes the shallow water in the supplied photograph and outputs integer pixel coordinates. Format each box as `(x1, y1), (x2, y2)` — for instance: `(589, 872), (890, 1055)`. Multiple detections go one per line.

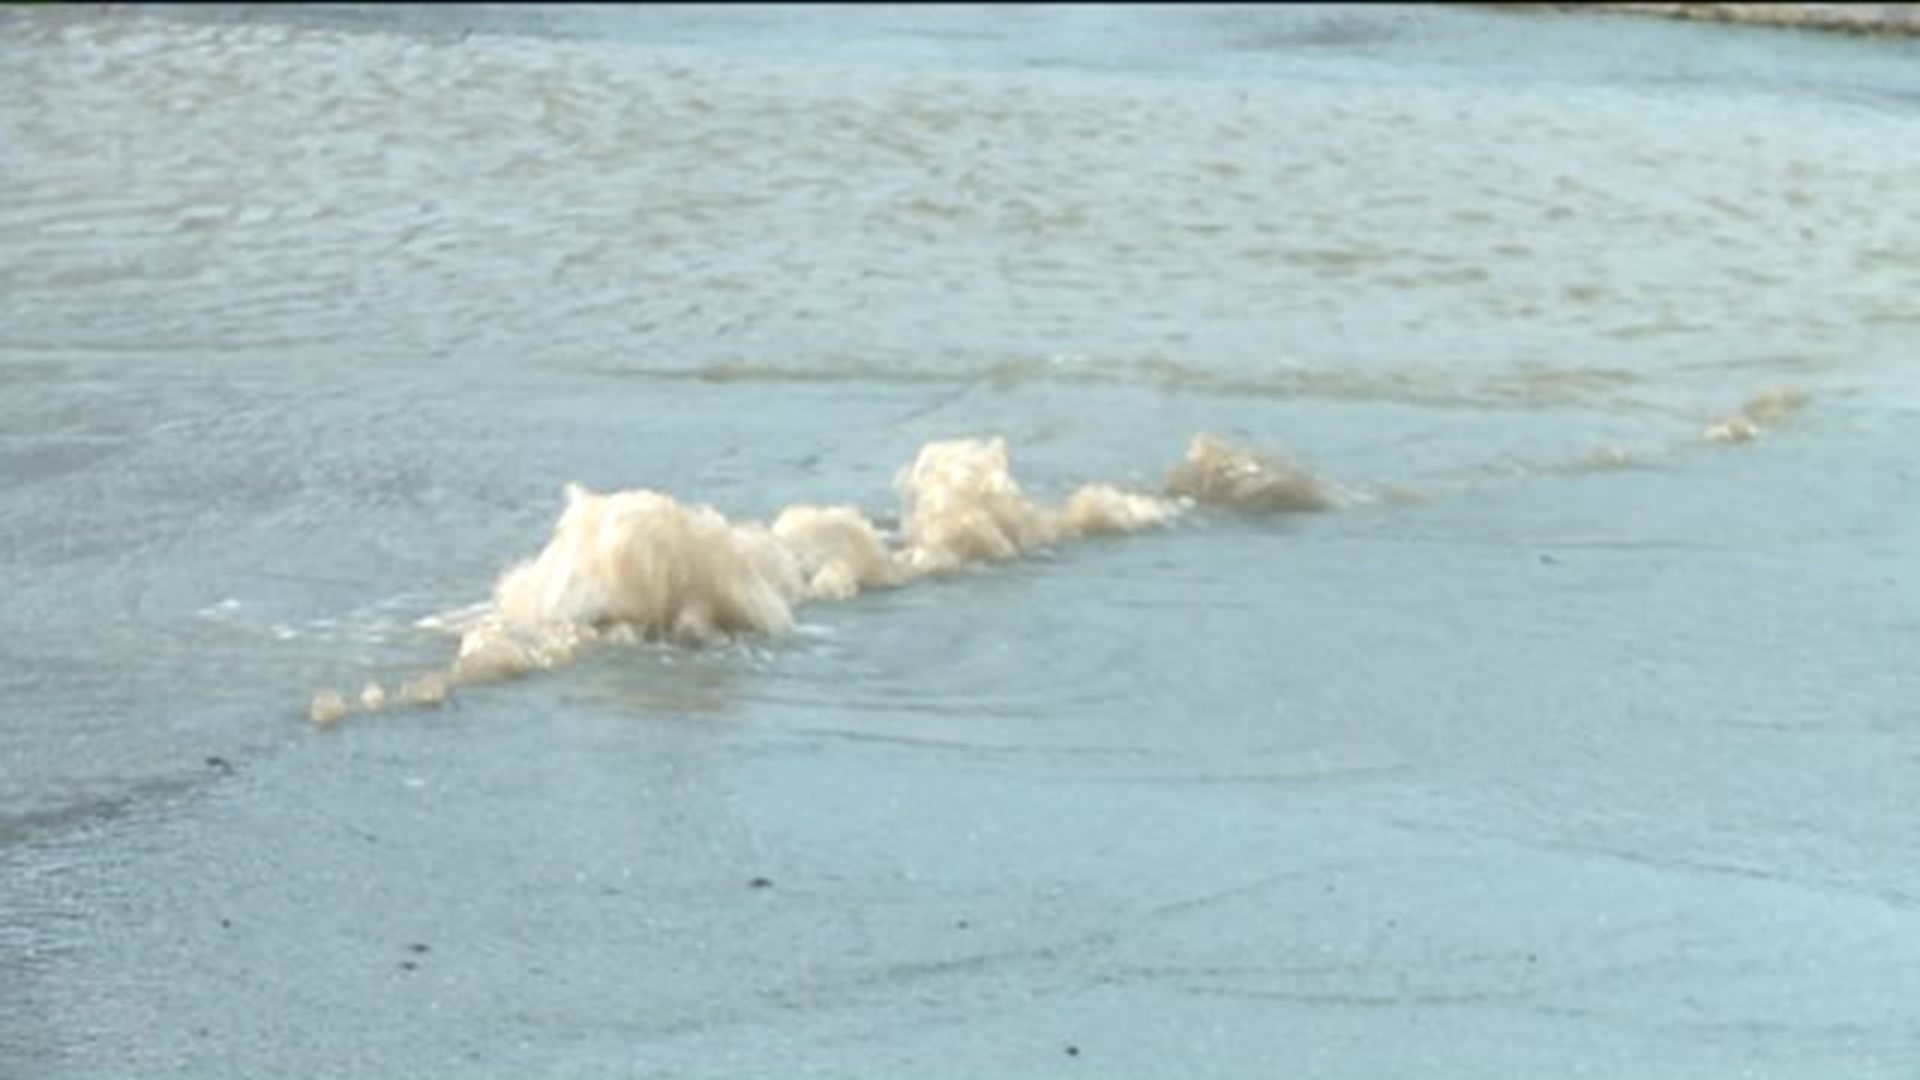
(3, 4), (1919, 1076)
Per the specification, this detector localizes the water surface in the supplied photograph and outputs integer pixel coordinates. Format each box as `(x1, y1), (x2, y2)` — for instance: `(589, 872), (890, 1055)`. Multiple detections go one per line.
(3, 4), (1918, 1076)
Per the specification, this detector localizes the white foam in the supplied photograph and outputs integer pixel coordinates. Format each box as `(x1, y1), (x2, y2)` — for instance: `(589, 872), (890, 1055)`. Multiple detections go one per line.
(1165, 433), (1334, 512)
(307, 432), (1330, 723)
(892, 437), (1062, 576)
(309, 690), (350, 727)
(772, 504), (899, 600)
(1704, 385), (1810, 444)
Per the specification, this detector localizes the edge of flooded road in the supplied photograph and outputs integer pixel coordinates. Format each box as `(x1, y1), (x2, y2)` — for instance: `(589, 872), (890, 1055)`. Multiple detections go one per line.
(1484, 2), (1920, 37)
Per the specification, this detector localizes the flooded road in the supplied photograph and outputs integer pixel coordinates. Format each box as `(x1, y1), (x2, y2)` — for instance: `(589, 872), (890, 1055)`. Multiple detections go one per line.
(3, 4), (1918, 1075)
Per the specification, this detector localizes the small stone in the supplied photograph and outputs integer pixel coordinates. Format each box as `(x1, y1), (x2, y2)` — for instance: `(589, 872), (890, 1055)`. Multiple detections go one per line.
(1065, 1045), (1080, 1057)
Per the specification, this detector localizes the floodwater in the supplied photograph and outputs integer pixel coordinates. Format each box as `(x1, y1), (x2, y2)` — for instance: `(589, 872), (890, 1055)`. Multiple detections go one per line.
(3, 3), (1918, 1076)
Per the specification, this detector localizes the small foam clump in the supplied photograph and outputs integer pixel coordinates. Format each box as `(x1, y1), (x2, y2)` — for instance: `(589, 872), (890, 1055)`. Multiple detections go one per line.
(491, 483), (803, 642)
(397, 672), (450, 707)
(1062, 483), (1181, 536)
(1165, 433), (1334, 512)
(309, 690), (351, 727)
(772, 505), (897, 600)
(1704, 386), (1809, 444)
(891, 437), (1062, 576)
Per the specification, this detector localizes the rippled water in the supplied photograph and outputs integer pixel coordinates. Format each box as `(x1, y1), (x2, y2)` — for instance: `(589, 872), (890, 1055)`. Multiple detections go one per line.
(3, 4), (1919, 1077)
